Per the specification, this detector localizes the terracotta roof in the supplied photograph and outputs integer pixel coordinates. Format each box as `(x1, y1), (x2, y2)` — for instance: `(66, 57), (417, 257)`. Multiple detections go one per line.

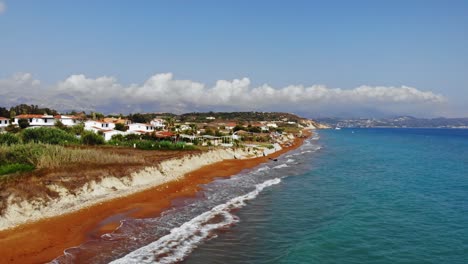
(54, 115), (81, 119)
(133, 130), (150, 134)
(15, 114), (52, 119)
(226, 122), (237, 127)
(113, 119), (129, 124)
(0, 117), (9, 120)
(155, 131), (174, 137)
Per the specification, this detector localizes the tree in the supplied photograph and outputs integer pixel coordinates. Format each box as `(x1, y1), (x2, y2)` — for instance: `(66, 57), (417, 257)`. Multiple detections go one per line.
(18, 119), (29, 129)
(54, 120), (68, 131)
(233, 125), (246, 132)
(115, 123), (127, 131)
(164, 117), (175, 131)
(0, 107), (9, 118)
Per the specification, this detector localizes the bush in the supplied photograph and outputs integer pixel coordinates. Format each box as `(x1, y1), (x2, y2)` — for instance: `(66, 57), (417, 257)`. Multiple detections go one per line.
(81, 131), (105, 145)
(70, 124), (85, 135)
(18, 119), (29, 129)
(115, 123), (127, 131)
(0, 143), (44, 166)
(0, 163), (35, 176)
(5, 124), (21, 134)
(0, 133), (20, 145)
(22, 127), (78, 145)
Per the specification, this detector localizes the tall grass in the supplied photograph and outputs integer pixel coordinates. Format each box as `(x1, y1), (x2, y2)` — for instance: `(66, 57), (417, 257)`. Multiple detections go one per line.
(108, 138), (197, 151)
(0, 143), (144, 170)
(34, 145), (143, 169)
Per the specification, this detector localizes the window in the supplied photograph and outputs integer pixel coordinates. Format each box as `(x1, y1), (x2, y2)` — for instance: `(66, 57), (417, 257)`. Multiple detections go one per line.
(29, 118), (33, 122)
(44, 118), (48, 123)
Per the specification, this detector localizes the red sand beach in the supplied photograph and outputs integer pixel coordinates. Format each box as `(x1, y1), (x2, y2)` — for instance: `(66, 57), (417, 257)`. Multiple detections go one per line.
(0, 131), (311, 264)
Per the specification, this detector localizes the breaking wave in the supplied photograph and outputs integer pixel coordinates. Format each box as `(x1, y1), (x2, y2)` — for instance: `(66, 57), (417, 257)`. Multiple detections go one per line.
(110, 178), (282, 264)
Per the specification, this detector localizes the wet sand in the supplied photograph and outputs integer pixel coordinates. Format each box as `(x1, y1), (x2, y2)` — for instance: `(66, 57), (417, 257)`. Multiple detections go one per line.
(0, 131), (311, 264)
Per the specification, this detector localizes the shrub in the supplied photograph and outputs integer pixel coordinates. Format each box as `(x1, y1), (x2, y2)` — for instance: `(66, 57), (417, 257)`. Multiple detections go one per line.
(0, 133), (20, 145)
(81, 131), (105, 145)
(5, 124), (21, 134)
(115, 123), (127, 131)
(22, 127), (79, 145)
(18, 119), (29, 129)
(0, 163), (35, 176)
(70, 124), (85, 135)
(54, 120), (68, 131)
(0, 143), (44, 166)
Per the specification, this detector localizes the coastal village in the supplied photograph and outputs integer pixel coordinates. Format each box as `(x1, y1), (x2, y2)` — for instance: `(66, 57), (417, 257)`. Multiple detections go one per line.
(0, 105), (330, 263)
(0, 105), (327, 147)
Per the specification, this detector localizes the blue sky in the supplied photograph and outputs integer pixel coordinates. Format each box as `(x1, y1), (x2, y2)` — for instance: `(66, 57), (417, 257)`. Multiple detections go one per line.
(0, 0), (467, 117)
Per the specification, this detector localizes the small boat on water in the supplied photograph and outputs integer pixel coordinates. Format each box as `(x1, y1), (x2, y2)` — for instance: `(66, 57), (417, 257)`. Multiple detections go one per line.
(335, 127), (342, 130)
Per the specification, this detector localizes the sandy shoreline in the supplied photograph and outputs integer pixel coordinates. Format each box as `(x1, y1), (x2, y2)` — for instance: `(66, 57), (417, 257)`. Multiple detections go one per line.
(0, 130), (311, 264)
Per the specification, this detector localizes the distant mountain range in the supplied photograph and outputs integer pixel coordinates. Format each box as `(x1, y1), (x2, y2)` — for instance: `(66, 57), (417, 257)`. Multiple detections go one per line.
(315, 116), (468, 128)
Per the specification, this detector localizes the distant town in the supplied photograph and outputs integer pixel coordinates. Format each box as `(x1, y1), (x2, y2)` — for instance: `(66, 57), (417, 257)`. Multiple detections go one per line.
(316, 116), (468, 129)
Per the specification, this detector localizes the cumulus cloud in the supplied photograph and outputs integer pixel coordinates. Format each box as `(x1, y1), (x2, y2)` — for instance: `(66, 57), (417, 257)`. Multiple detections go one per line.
(0, 72), (447, 116)
(0, 2), (6, 14)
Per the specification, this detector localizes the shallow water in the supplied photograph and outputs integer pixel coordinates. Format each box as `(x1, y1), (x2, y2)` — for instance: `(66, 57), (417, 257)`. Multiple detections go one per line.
(184, 129), (468, 264)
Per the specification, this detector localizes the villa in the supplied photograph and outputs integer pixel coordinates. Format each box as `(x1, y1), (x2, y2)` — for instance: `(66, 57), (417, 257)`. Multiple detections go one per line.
(14, 114), (55, 127)
(54, 115), (83, 126)
(0, 117), (10, 129)
(150, 118), (166, 129)
(127, 123), (154, 134)
(84, 120), (116, 133)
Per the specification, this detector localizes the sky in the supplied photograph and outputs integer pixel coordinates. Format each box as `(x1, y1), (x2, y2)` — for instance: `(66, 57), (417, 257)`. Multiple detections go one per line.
(0, 0), (467, 117)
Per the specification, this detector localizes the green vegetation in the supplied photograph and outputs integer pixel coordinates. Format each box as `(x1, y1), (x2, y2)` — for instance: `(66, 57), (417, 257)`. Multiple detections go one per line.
(179, 111), (303, 123)
(0, 133), (20, 145)
(0, 143), (144, 176)
(0, 163), (35, 177)
(108, 135), (196, 150)
(18, 119), (29, 129)
(81, 131), (105, 145)
(115, 123), (127, 131)
(22, 127), (79, 145)
(7, 104), (59, 116)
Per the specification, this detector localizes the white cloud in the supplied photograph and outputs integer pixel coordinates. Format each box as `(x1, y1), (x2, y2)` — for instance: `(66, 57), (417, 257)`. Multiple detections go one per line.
(0, 2), (6, 14)
(0, 72), (447, 116)
(0, 73), (41, 97)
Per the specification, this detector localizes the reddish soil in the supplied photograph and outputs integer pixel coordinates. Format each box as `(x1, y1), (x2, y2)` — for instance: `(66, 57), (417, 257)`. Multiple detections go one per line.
(0, 131), (311, 264)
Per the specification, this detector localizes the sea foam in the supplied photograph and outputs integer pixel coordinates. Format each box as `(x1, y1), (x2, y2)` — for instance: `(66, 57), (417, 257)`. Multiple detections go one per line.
(109, 178), (282, 264)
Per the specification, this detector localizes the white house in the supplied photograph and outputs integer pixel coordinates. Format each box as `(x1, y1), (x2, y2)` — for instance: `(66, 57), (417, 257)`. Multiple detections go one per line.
(127, 123), (154, 134)
(0, 117), (10, 128)
(102, 130), (127, 141)
(55, 115), (82, 126)
(266, 123), (278, 128)
(14, 114), (55, 127)
(206, 116), (215, 120)
(150, 118), (165, 129)
(84, 120), (116, 132)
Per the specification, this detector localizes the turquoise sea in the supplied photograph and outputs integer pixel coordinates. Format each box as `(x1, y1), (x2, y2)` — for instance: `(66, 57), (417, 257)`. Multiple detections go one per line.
(54, 129), (468, 264)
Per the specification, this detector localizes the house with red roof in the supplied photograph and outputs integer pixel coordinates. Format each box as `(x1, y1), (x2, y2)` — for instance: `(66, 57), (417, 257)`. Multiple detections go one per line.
(13, 114), (55, 127)
(0, 117), (10, 129)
